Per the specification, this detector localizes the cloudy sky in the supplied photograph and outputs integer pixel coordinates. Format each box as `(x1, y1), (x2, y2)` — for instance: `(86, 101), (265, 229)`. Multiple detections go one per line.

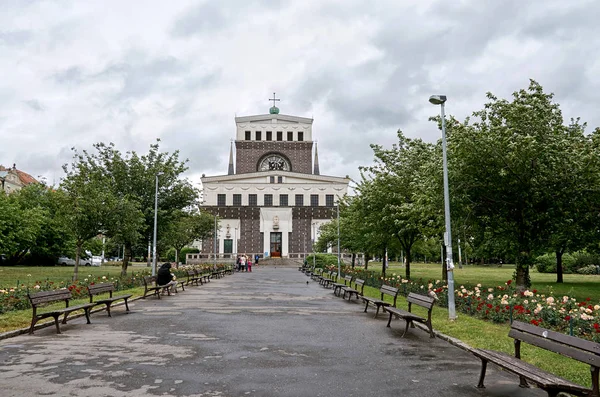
(2, 0), (599, 189)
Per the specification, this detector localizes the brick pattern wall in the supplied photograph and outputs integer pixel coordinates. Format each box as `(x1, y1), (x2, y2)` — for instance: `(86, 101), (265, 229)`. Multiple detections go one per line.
(235, 141), (313, 174)
(202, 206), (335, 255)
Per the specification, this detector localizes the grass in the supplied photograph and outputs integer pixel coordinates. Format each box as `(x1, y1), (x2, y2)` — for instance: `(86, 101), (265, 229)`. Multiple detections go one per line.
(366, 261), (600, 302)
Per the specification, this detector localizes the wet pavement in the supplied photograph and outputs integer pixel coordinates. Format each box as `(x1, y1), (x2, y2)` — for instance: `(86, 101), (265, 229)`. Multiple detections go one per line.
(0, 267), (546, 397)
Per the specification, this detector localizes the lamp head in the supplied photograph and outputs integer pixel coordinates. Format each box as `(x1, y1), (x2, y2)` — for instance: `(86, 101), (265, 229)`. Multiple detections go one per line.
(429, 95), (447, 105)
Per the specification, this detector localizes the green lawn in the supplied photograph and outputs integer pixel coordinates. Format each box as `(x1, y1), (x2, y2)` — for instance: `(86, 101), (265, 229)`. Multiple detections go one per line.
(0, 263), (149, 287)
(366, 261), (600, 302)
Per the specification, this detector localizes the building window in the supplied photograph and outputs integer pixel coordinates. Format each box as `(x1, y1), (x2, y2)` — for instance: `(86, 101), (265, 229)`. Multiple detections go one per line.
(277, 176), (283, 183)
(326, 194), (334, 207)
(245, 131), (251, 140)
(280, 194), (288, 207)
(311, 194), (319, 207)
(217, 194), (226, 206)
(264, 194), (273, 207)
(233, 194), (242, 206)
(277, 131), (283, 141)
(287, 131), (293, 141)
(266, 131), (272, 141)
(295, 194), (304, 206)
(255, 130), (262, 141)
(298, 132), (304, 141)
(249, 194), (257, 207)
(270, 176), (275, 184)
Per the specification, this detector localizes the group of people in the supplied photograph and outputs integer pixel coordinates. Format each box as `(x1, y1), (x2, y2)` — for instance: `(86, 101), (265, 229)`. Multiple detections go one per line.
(236, 254), (259, 272)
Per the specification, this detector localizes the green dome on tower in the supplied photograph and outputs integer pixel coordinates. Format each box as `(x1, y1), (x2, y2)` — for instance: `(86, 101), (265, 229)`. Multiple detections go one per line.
(269, 106), (280, 114)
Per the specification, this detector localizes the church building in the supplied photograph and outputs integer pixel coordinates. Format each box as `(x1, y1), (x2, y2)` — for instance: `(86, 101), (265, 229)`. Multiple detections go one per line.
(200, 96), (349, 259)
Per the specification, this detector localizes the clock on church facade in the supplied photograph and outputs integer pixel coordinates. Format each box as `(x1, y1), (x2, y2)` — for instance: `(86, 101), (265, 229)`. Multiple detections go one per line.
(197, 96), (349, 262)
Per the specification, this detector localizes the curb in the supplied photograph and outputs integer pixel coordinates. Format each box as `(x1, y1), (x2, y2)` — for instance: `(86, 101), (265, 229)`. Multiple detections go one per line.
(0, 295), (146, 341)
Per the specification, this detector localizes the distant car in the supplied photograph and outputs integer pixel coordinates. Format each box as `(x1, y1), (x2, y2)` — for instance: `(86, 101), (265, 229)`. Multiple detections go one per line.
(90, 256), (103, 266)
(57, 256), (92, 266)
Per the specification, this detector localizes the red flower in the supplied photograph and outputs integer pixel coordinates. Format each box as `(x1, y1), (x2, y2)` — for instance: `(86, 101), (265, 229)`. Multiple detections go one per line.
(587, 297), (591, 301)
(593, 323), (599, 329)
(532, 289), (537, 293)
(487, 303), (493, 308)
(530, 319), (540, 326)
(565, 316), (571, 321)
(506, 280), (512, 285)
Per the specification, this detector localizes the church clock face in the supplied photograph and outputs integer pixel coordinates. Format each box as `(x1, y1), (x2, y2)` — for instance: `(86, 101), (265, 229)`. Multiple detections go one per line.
(259, 155), (290, 172)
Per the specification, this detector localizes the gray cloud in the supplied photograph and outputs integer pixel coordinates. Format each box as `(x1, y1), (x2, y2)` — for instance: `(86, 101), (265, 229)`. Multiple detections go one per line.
(23, 99), (45, 111)
(0, 29), (33, 46)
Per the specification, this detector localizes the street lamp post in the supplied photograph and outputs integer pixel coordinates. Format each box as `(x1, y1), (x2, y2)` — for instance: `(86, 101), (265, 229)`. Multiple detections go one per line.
(312, 222), (317, 269)
(429, 94), (456, 321)
(152, 172), (164, 276)
(337, 202), (341, 277)
(213, 214), (217, 269)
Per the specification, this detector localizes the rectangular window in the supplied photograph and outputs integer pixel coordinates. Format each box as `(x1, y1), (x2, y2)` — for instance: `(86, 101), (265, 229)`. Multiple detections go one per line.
(295, 194), (304, 206)
(326, 194), (334, 207)
(249, 194), (257, 207)
(233, 194), (242, 206)
(280, 194), (288, 207)
(255, 130), (262, 141)
(287, 131), (293, 141)
(245, 131), (251, 140)
(266, 131), (272, 141)
(277, 176), (283, 183)
(217, 194), (226, 206)
(270, 176), (275, 184)
(310, 194), (319, 207)
(277, 131), (283, 141)
(298, 131), (304, 141)
(264, 194), (273, 207)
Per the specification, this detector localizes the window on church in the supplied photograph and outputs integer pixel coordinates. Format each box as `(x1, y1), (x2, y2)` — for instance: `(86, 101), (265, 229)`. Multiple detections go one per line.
(298, 132), (304, 141)
(277, 131), (283, 141)
(311, 194), (319, 207)
(277, 176), (283, 183)
(233, 194), (242, 206)
(266, 131), (272, 141)
(245, 131), (251, 140)
(217, 194), (226, 206)
(295, 194), (304, 206)
(255, 131), (262, 141)
(264, 194), (273, 207)
(280, 194), (288, 207)
(270, 176), (275, 184)
(249, 194), (257, 206)
(326, 194), (334, 207)
(287, 131), (293, 141)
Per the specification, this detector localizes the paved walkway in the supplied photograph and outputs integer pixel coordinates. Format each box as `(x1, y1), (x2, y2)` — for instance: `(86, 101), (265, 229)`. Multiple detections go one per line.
(0, 267), (546, 397)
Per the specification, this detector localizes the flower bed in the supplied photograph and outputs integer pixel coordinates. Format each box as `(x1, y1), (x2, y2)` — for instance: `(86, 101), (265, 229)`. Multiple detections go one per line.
(333, 265), (600, 341)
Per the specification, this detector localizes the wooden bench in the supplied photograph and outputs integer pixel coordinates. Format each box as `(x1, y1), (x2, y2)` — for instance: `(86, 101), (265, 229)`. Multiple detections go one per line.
(142, 275), (182, 299)
(185, 270), (202, 286)
(88, 283), (132, 317)
(194, 269), (211, 283)
(361, 285), (399, 318)
(321, 271), (337, 288)
(383, 292), (436, 338)
(311, 268), (323, 281)
(471, 321), (600, 397)
(332, 275), (353, 296)
(341, 278), (365, 300)
(28, 290), (96, 334)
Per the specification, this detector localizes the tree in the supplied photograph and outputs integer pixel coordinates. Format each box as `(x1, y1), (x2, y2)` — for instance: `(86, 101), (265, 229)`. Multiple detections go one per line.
(164, 210), (214, 263)
(450, 80), (581, 288)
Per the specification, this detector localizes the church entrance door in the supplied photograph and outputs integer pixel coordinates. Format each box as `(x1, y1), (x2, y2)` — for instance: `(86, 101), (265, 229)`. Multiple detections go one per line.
(270, 232), (282, 258)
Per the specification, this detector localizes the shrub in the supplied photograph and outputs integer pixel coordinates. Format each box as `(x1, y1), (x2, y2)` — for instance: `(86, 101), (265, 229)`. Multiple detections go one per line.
(572, 252), (600, 271)
(534, 253), (576, 274)
(165, 247), (200, 264)
(577, 265), (599, 275)
(305, 253), (339, 268)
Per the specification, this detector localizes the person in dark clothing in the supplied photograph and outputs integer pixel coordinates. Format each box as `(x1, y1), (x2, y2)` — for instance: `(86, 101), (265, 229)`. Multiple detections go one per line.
(254, 254), (259, 265)
(157, 262), (177, 292)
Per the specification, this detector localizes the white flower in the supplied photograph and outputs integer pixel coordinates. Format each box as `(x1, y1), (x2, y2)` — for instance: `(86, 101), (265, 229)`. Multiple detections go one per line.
(34, 285), (40, 289)
(102, 276), (107, 280)
(477, 283), (482, 288)
(546, 297), (555, 305)
(488, 288), (494, 293)
(487, 294), (494, 300)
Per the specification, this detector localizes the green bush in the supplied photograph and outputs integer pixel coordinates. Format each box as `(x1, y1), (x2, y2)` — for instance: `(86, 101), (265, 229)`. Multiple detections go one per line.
(576, 265), (599, 275)
(572, 251), (600, 270)
(305, 253), (339, 268)
(534, 253), (576, 273)
(165, 247), (200, 264)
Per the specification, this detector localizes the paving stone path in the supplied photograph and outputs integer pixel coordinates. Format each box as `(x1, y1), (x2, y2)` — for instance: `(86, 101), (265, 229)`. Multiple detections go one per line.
(0, 267), (546, 396)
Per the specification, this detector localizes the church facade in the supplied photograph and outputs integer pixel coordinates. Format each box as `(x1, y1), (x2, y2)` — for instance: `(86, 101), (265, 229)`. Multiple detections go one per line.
(199, 101), (349, 259)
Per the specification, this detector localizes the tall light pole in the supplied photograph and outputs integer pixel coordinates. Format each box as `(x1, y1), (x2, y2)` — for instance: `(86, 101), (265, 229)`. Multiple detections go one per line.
(337, 202), (341, 277)
(312, 222), (317, 269)
(152, 172), (164, 276)
(429, 94), (456, 321)
(213, 214), (217, 269)
(234, 227), (238, 256)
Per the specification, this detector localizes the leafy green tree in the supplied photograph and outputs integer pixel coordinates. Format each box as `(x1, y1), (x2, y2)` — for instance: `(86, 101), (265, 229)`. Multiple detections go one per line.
(450, 80), (583, 288)
(164, 210), (214, 263)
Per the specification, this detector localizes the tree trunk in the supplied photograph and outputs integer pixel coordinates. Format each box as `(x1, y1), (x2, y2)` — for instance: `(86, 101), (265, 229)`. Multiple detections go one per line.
(381, 247), (387, 280)
(351, 253), (356, 268)
(441, 245), (447, 281)
(405, 249), (412, 281)
(515, 250), (532, 289)
(121, 244), (131, 277)
(556, 249), (564, 284)
(364, 253), (370, 270)
(73, 241), (82, 282)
